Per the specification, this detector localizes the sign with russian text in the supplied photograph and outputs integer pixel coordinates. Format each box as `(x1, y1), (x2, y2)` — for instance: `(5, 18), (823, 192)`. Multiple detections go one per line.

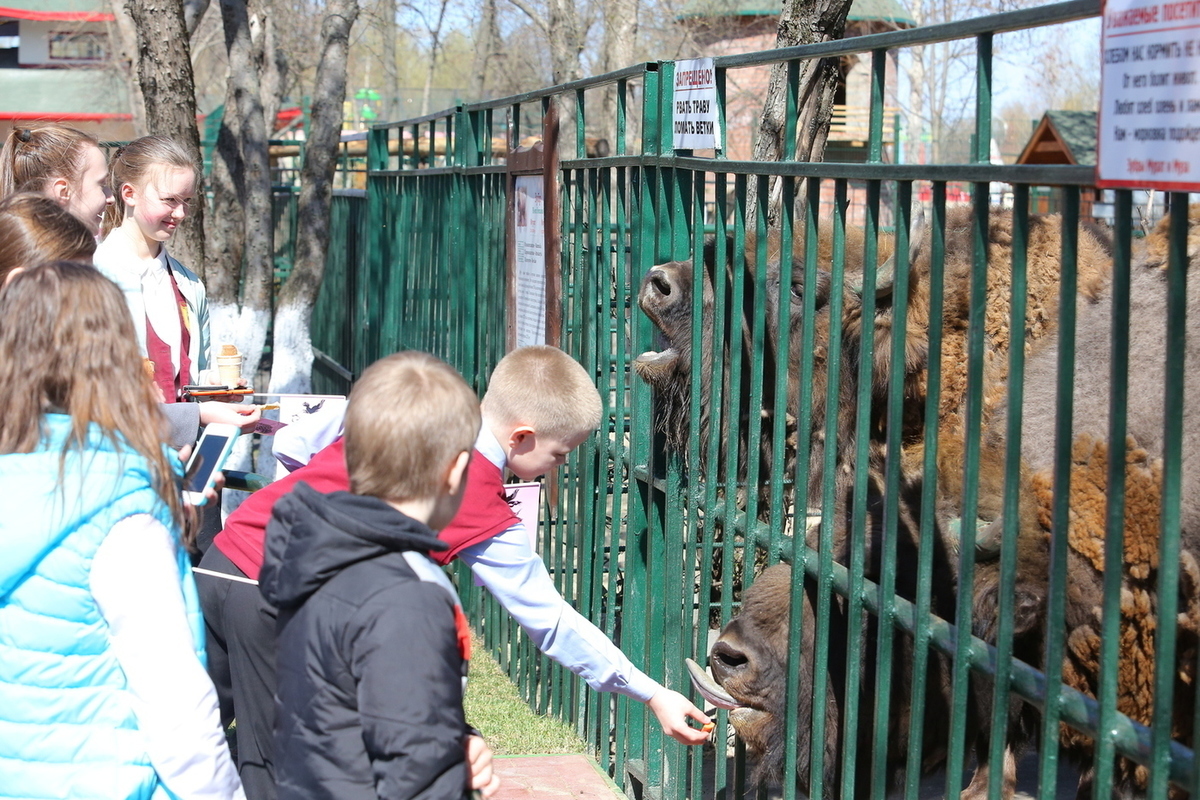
(673, 58), (721, 151)
(1099, 0), (1200, 189)
(513, 175), (546, 348)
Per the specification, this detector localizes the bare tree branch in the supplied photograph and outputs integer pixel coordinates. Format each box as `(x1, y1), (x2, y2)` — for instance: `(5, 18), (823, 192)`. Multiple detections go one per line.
(505, 0), (549, 36)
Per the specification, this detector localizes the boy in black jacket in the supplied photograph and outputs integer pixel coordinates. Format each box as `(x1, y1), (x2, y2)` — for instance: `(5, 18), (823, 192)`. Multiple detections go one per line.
(258, 352), (498, 800)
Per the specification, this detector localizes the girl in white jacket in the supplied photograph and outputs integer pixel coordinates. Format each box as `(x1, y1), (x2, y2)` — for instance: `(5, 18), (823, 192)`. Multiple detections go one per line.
(95, 135), (212, 402)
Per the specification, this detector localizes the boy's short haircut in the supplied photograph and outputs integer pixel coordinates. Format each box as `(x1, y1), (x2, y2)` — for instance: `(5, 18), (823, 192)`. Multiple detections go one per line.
(344, 351), (481, 502)
(481, 345), (603, 440)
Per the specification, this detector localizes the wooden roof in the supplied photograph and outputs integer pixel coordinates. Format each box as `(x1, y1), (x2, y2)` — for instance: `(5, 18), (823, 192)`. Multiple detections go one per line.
(1016, 110), (1097, 167)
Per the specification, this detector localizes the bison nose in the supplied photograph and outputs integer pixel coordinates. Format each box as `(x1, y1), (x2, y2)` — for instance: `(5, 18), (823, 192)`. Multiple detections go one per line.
(710, 639), (750, 684)
(647, 268), (675, 298)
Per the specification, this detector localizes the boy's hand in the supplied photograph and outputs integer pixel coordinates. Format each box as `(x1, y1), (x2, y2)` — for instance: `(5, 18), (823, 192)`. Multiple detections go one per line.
(199, 401), (262, 433)
(466, 734), (500, 798)
(647, 689), (712, 745)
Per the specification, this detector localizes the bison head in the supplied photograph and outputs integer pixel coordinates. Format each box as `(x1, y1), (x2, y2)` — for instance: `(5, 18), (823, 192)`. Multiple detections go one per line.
(634, 226), (887, 501)
(686, 564), (829, 784)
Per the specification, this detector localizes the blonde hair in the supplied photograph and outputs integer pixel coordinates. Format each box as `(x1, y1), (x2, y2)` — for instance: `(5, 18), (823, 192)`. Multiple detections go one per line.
(0, 124), (100, 198)
(0, 261), (186, 538)
(102, 135), (199, 236)
(0, 193), (96, 285)
(344, 351), (481, 503)
(481, 346), (603, 440)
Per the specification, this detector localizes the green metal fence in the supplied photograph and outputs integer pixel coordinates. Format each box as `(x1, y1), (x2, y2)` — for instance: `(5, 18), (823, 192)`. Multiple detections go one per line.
(308, 0), (1197, 798)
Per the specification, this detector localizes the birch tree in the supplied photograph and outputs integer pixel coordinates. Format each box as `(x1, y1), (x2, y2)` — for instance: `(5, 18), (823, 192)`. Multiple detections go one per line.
(270, 0), (360, 396)
(203, 0), (275, 386)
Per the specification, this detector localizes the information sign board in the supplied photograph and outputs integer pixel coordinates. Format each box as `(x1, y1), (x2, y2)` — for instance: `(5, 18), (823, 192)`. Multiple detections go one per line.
(673, 58), (721, 151)
(1099, 0), (1200, 189)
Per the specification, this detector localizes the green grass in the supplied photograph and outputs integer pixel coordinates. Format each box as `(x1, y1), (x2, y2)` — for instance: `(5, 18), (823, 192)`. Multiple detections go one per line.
(465, 633), (591, 756)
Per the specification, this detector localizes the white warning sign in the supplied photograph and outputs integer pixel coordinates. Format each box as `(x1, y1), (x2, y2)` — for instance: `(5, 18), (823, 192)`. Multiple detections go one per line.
(1098, 0), (1200, 189)
(673, 58), (721, 151)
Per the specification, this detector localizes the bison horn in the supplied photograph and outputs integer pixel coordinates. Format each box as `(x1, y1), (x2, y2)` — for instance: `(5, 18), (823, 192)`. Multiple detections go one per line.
(848, 255), (896, 300)
(685, 658), (743, 710)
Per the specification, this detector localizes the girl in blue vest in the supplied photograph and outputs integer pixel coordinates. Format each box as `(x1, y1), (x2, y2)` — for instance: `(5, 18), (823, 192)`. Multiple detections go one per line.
(0, 261), (244, 800)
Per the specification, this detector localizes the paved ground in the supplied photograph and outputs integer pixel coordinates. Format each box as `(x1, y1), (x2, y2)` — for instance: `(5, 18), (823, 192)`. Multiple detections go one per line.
(492, 754), (626, 800)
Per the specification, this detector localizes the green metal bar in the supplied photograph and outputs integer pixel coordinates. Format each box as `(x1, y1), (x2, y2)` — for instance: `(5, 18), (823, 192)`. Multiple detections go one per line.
(701, 169), (733, 797)
(870, 179), (909, 800)
(868, 50), (885, 165)
(682, 171), (705, 800)
(811, 180), (849, 800)
(946, 179), (990, 797)
(840, 170), (881, 800)
(740, 174), (770, 551)
(781, 175), (823, 800)
(783, 60), (799, 162)
(986, 183), (1030, 800)
(576, 88), (587, 159)
(719, 174), (750, 794)
(902, 181), (947, 800)
(622, 63), (662, 792)
(609, 157), (631, 783)
(616, 79), (628, 156)
(1093, 185), (1132, 800)
(1147, 194), (1189, 799)
(768, 175), (795, 564)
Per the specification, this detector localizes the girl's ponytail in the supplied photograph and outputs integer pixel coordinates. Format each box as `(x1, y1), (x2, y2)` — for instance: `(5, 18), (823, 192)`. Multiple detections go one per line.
(0, 124), (98, 200)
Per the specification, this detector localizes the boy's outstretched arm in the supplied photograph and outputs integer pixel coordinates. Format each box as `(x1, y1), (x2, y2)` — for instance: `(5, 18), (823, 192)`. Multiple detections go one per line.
(647, 689), (712, 746)
(462, 528), (711, 745)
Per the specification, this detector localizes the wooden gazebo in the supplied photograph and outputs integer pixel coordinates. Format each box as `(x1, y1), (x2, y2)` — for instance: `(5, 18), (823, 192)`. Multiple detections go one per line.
(1016, 110), (1098, 219)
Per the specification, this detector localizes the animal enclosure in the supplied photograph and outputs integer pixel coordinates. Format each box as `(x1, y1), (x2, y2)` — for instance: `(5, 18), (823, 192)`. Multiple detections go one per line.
(307, 2), (1197, 798)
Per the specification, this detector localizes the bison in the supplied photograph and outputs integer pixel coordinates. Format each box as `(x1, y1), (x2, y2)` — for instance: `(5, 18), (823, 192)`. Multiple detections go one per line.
(681, 208), (1199, 799)
(970, 209), (1200, 798)
(635, 206), (1116, 796)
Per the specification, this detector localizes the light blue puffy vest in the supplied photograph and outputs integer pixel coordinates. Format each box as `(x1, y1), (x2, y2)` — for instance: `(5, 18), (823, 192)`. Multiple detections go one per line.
(0, 414), (204, 800)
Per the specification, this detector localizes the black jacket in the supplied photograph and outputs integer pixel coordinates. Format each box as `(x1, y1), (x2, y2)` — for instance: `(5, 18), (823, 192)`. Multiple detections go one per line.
(259, 482), (470, 800)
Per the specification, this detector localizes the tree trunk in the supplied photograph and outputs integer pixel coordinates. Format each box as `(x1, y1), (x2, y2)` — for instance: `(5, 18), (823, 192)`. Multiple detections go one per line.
(121, 0), (207, 270)
(270, 0), (358, 397)
(597, 0), (637, 147)
(183, 0), (210, 33)
(257, 7), (286, 135)
(379, 0), (401, 120)
(749, 0), (852, 226)
(545, 0), (583, 86)
(469, 0), (501, 101)
(208, 0), (275, 384)
(419, 0), (449, 117)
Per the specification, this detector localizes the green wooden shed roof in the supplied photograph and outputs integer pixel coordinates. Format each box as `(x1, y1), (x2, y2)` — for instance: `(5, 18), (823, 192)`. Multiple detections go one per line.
(677, 0), (916, 26)
(1017, 110), (1097, 167)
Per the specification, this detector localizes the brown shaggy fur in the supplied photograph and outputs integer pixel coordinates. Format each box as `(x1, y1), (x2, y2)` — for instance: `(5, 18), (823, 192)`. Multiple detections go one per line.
(651, 208), (1115, 797)
(978, 208), (1200, 798)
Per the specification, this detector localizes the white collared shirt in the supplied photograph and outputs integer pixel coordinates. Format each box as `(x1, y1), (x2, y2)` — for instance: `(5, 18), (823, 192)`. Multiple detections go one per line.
(138, 248), (185, 371)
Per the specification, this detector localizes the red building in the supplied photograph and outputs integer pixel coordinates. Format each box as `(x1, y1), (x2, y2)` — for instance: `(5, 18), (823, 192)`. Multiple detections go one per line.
(677, 0), (915, 226)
